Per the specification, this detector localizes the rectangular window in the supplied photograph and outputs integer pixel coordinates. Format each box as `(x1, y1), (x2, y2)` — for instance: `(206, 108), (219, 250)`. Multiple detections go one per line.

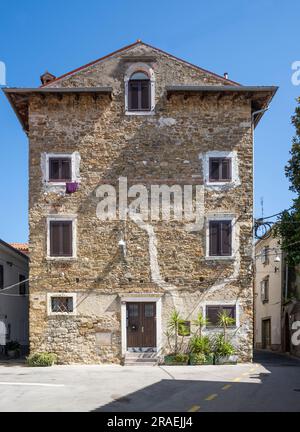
(0, 265), (3, 289)
(128, 81), (150, 111)
(209, 158), (232, 182)
(206, 305), (236, 327)
(19, 274), (26, 296)
(261, 277), (269, 303)
(49, 157), (71, 182)
(50, 221), (73, 257)
(209, 220), (232, 256)
(261, 246), (269, 265)
(51, 296), (74, 313)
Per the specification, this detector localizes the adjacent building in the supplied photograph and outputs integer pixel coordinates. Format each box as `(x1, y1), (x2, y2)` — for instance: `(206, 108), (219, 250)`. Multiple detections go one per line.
(255, 230), (300, 358)
(254, 233), (282, 351)
(4, 41), (277, 364)
(0, 240), (29, 354)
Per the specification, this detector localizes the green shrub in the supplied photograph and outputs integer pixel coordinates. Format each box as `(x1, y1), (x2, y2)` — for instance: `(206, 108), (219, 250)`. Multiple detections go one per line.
(190, 352), (206, 364)
(213, 334), (235, 357)
(189, 335), (211, 355)
(164, 353), (189, 365)
(27, 352), (58, 367)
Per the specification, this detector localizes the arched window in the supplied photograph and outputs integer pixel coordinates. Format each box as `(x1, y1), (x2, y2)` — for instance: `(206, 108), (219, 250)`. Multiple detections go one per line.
(128, 71), (151, 111)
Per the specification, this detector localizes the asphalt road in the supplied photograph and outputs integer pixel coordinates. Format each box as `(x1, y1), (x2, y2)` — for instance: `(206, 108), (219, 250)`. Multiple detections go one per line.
(0, 350), (299, 412)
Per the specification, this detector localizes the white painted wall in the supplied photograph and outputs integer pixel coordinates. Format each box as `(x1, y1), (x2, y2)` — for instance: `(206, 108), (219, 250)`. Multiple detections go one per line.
(0, 241), (29, 348)
(254, 236), (282, 349)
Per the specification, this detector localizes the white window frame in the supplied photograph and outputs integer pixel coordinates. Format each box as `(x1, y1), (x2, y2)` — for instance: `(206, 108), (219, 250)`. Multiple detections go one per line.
(201, 150), (239, 187)
(202, 300), (240, 329)
(46, 215), (77, 260)
(47, 292), (77, 316)
(205, 213), (236, 260)
(42, 152), (81, 187)
(124, 63), (155, 116)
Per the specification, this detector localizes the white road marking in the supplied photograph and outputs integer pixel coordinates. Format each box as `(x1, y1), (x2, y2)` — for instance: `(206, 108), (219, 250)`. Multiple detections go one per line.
(0, 382), (65, 387)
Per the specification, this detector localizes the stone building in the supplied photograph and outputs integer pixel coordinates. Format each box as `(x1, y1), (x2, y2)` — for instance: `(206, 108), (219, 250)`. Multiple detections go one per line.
(4, 41), (277, 364)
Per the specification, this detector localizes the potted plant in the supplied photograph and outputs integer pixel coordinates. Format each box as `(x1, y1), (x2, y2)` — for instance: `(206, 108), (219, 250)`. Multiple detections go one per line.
(6, 341), (20, 359)
(164, 309), (189, 365)
(212, 310), (238, 364)
(189, 335), (214, 365)
(213, 334), (237, 364)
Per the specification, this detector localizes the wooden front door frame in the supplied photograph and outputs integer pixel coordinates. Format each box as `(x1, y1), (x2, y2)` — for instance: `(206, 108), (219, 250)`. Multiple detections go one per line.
(121, 296), (162, 356)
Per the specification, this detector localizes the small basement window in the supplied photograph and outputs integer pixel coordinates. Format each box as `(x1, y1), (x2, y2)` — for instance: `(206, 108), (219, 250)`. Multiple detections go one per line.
(51, 296), (74, 313)
(47, 293), (77, 316)
(128, 71), (151, 111)
(209, 157), (232, 182)
(49, 157), (72, 182)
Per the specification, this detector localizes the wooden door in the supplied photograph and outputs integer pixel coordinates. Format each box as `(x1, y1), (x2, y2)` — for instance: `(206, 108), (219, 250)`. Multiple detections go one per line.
(262, 319), (271, 349)
(126, 302), (156, 348)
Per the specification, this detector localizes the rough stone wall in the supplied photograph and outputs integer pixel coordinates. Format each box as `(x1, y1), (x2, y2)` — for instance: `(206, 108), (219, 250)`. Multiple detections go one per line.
(28, 43), (253, 364)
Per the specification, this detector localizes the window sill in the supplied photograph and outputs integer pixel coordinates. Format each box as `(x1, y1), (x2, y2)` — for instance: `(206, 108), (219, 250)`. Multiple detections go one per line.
(125, 111), (155, 116)
(48, 312), (77, 317)
(46, 256), (77, 262)
(205, 181), (235, 187)
(205, 326), (237, 330)
(205, 256), (235, 261)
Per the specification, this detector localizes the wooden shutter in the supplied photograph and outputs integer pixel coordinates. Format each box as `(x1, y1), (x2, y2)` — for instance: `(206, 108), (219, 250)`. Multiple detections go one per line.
(206, 306), (220, 326)
(209, 221), (219, 256)
(49, 159), (60, 181)
(62, 221), (73, 256)
(129, 81), (139, 110)
(209, 159), (220, 181)
(49, 158), (71, 181)
(0, 265), (3, 289)
(50, 221), (61, 256)
(50, 221), (73, 257)
(141, 81), (150, 110)
(221, 158), (232, 181)
(61, 159), (71, 180)
(220, 221), (232, 256)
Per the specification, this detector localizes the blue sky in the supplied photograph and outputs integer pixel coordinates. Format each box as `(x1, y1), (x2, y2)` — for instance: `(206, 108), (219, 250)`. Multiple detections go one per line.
(0, 0), (299, 242)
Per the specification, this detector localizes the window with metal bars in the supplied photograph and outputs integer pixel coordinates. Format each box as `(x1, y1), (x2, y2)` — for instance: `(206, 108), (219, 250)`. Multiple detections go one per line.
(51, 296), (74, 313)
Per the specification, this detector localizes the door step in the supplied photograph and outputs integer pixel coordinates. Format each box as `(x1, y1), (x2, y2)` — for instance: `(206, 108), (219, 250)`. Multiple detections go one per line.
(124, 352), (159, 366)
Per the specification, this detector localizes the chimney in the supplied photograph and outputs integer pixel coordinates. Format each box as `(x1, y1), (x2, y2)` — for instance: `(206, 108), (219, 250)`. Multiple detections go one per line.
(224, 72), (228, 80)
(40, 71), (56, 85)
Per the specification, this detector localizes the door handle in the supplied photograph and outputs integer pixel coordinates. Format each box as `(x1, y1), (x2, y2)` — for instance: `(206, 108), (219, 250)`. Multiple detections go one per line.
(141, 326), (144, 333)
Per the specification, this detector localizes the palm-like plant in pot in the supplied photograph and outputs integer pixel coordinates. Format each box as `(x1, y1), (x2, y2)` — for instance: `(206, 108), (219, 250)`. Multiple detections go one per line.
(164, 309), (189, 365)
(189, 312), (214, 365)
(213, 310), (237, 365)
